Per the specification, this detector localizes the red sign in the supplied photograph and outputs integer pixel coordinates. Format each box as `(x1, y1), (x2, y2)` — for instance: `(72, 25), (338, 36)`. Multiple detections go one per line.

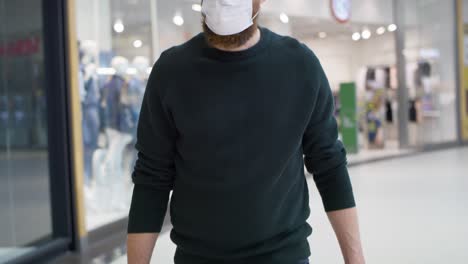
(0, 36), (41, 57)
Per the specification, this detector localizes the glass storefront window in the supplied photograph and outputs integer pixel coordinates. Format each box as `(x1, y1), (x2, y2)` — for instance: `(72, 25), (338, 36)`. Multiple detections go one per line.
(399, 0), (458, 145)
(75, 0), (214, 230)
(76, 0), (155, 230)
(261, 1), (401, 153)
(0, 0), (53, 261)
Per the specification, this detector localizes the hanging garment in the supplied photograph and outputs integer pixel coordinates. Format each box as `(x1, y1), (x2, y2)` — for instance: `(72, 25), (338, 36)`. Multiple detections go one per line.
(409, 99), (418, 123)
(101, 75), (126, 131)
(82, 75), (101, 185)
(366, 67), (376, 81)
(385, 99), (393, 123)
(418, 61), (432, 77)
(367, 111), (382, 144)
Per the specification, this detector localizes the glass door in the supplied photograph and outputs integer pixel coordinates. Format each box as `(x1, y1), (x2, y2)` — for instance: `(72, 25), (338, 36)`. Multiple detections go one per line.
(0, 0), (73, 262)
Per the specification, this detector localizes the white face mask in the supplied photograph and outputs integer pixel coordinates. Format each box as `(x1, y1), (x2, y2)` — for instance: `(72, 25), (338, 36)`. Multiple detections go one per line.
(202, 0), (260, 36)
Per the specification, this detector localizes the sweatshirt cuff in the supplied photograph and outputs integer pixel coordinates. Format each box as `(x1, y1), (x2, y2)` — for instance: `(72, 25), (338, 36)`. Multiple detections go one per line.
(128, 185), (170, 233)
(316, 165), (356, 212)
(322, 189), (356, 212)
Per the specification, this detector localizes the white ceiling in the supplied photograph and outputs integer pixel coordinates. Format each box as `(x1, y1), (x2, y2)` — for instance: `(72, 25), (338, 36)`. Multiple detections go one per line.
(107, 0), (395, 41)
(110, 0), (395, 28)
(262, 0), (394, 24)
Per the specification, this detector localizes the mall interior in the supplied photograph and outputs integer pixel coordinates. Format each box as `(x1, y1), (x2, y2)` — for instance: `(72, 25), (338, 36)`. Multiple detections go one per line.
(1, 0), (468, 263)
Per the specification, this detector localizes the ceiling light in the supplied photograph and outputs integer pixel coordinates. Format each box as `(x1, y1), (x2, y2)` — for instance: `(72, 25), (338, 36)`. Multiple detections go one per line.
(376, 27), (386, 35)
(113, 20), (124, 33)
(319, 32), (327, 39)
(388, 24), (397, 32)
(192, 4), (202, 12)
(133, 40), (142, 48)
(352, 32), (361, 41)
(362, 29), (371, 39)
(173, 15), (184, 26)
(280, 13), (289, 24)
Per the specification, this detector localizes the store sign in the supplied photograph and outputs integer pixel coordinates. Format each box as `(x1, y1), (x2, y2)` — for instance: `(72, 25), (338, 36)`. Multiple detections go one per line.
(330, 0), (351, 23)
(339, 82), (358, 153)
(0, 36), (40, 57)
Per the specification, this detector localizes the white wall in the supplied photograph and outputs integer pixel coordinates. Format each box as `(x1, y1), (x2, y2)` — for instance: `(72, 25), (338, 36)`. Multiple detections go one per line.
(305, 38), (358, 90)
(76, 0), (112, 52)
(304, 33), (396, 92)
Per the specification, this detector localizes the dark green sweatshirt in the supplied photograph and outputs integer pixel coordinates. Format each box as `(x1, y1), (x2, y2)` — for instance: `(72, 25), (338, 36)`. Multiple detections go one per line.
(128, 27), (355, 264)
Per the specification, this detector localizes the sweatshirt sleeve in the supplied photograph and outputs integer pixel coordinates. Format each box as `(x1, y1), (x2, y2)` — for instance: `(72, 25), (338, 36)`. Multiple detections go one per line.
(302, 53), (356, 212)
(128, 53), (177, 233)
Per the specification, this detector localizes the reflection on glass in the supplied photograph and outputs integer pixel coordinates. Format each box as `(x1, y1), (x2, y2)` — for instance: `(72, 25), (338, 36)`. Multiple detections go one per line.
(0, 0), (53, 262)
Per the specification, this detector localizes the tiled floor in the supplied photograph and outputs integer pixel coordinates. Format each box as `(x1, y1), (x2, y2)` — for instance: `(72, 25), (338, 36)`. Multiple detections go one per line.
(111, 147), (468, 264)
(347, 146), (415, 165)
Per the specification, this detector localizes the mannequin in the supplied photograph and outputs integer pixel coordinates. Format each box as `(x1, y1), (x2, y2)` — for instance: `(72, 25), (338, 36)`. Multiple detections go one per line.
(128, 56), (149, 131)
(80, 40), (100, 187)
(94, 56), (133, 211)
(101, 56), (129, 131)
(120, 56), (151, 179)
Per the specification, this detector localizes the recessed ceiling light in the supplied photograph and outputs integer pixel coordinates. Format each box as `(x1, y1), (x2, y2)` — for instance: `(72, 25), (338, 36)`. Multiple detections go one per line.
(376, 27), (386, 35)
(280, 13), (289, 24)
(192, 4), (202, 12)
(388, 24), (397, 32)
(362, 29), (371, 39)
(133, 40), (142, 48)
(352, 32), (361, 41)
(113, 20), (124, 33)
(319, 32), (327, 39)
(173, 15), (184, 26)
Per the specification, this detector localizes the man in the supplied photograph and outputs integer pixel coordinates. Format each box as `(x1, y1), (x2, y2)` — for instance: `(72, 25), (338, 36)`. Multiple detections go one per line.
(127, 0), (366, 263)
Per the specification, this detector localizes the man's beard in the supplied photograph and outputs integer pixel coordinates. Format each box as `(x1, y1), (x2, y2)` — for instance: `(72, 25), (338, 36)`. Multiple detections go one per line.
(202, 18), (259, 50)
(202, 0), (261, 49)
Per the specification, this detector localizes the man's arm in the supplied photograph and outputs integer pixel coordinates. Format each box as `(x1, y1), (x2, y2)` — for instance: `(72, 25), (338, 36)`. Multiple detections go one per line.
(328, 208), (365, 264)
(127, 233), (158, 264)
(301, 49), (365, 263)
(127, 51), (177, 264)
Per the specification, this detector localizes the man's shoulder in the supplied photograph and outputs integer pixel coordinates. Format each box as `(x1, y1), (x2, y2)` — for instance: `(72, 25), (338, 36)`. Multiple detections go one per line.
(266, 29), (308, 52)
(147, 33), (204, 92)
(266, 28), (319, 64)
(158, 33), (204, 65)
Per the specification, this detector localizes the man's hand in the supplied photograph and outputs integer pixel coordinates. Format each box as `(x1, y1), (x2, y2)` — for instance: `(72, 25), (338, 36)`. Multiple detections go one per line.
(127, 233), (159, 264)
(327, 207), (366, 264)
